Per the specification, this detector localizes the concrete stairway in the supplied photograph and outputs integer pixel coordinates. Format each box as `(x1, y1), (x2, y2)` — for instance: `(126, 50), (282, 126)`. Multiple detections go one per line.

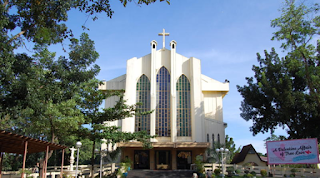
(126, 170), (194, 178)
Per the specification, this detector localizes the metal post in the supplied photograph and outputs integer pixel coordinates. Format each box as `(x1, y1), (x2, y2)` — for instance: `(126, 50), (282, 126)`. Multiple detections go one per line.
(216, 148), (229, 178)
(221, 151), (224, 178)
(75, 141), (82, 178)
(75, 147), (79, 178)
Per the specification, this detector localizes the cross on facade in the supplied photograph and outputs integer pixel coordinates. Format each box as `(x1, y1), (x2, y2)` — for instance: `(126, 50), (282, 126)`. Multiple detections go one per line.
(158, 29), (170, 49)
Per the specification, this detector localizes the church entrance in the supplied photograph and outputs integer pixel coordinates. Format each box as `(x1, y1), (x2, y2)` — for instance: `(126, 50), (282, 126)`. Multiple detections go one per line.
(134, 150), (150, 169)
(155, 150), (171, 170)
(176, 151), (192, 169)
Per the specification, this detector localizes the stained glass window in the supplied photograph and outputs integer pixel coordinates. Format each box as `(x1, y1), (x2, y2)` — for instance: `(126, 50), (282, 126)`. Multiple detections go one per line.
(156, 67), (171, 137)
(135, 74), (151, 134)
(176, 75), (191, 136)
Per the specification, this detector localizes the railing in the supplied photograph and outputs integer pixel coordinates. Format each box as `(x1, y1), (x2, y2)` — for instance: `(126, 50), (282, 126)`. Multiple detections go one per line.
(2, 163), (117, 178)
(191, 163), (320, 177)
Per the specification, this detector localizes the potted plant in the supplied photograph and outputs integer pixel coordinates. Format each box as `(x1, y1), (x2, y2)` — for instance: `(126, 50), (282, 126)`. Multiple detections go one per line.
(117, 157), (132, 178)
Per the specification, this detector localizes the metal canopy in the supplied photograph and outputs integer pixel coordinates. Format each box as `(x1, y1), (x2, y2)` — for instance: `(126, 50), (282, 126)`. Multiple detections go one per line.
(0, 130), (67, 154)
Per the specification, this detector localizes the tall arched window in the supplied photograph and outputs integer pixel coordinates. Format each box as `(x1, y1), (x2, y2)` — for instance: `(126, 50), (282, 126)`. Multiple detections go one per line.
(176, 75), (191, 136)
(135, 75), (151, 134)
(156, 67), (171, 137)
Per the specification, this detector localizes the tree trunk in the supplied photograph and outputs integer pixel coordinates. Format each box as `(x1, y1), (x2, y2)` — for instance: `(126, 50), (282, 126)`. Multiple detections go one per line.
(91, 140), (96, 178)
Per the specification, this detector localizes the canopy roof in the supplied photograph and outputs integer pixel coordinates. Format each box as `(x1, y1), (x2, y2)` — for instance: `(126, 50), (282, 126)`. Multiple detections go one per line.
(0, 130), (67, 154)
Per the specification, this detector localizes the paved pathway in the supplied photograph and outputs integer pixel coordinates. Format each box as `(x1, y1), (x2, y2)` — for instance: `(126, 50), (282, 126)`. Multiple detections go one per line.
(127, 170), (195, 178)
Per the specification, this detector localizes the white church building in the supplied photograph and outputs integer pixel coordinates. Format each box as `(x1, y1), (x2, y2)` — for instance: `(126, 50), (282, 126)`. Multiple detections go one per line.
(99, 30), (229, 170)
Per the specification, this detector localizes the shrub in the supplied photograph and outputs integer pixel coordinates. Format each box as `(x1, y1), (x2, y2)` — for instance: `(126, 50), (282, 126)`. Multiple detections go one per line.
(284, 174), (287, 177)
(226, 166), (234, 172)
(244, 170), (250, 174)
(250, 171), (256, 176)
(235, 169), (241, 174)
(260, 169), (267, 177)
(290, 168), (297, 177)
(195, 155), (204, 174)
(243, 173), (253, 178)
(214, 168), (221, 175)
(291, 168), (297, 173)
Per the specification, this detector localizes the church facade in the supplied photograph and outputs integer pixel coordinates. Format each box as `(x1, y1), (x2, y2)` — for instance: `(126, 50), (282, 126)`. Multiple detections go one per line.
(99, 30), (229, 170)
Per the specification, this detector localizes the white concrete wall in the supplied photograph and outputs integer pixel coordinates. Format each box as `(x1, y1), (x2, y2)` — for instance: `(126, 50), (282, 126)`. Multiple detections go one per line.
(203, 91), (224, 122)
(122, 57), (138, 132)
(204, 118), (226, 147)
(101, 40), (229, 144)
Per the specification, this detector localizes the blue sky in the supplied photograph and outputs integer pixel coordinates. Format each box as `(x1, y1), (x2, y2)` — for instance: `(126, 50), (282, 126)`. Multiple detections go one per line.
(19, 0), (316, 153)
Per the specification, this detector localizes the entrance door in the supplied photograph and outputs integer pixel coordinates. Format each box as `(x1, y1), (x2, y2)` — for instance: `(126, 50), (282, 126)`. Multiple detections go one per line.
(177, 151), (192, 169)
(155, 150), (171, 170)
(134, 150), (150, 169)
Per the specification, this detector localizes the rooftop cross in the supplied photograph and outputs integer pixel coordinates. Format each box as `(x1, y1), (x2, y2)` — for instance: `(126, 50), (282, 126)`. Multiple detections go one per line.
(158, 29), (169, 49)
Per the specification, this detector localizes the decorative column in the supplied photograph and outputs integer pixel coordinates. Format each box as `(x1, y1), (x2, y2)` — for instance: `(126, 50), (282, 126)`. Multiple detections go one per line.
(150, 40), (157, 141)
(190, 57), (203, 141)
(170, 40), (177, 142)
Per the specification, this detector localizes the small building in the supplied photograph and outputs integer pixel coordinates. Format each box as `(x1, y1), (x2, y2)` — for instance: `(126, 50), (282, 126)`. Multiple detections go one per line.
(230, 144), (267, 166)
(99, 30), (229, 170)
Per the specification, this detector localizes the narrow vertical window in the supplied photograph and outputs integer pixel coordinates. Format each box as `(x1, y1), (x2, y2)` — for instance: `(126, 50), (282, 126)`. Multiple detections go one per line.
(207, 134), (210, 156)
(156, 67), (171, 137)
(176, 74), (191, 136)
(218, 134), (220, 146)
(135, 75), (151, 134)
(212, 134), (215, 149)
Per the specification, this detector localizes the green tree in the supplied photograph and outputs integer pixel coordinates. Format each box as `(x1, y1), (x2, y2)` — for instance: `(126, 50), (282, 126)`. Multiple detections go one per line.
(263, 134), (286, 148)
(207, 135), (240, 164)
(0, 0), (170, 170)
(2, 0), (170, 46)
(1, 0), (170, 120)
(224, 135), (241, 163)
(76, 80), (154, 177)
(237, 0), (320, 139)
